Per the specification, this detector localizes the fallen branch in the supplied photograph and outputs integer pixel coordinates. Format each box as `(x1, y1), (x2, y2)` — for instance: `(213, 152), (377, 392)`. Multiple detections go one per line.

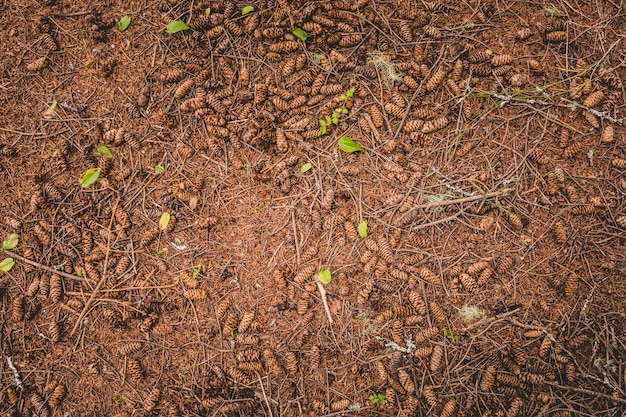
(0, 248), (86, 282)
(316, 279), (333, 325)
(70, 197), (120, 336)
(408, 188), (511, 212)
(543, 380), (626, 404)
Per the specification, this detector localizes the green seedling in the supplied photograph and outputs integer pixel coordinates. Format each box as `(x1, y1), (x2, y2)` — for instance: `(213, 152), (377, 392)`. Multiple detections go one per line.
(368, 392), (387, 405)
(159, 212), (171, 230)
(292, 28), (308, 41)
(299, 163), (312, 174)
(166, 20), (189, 34)
(443, 328), (460, 343)
(318, 119), (327, 135)
(192, 264), (203, 279)
(358, 221), (368, 238)
(340, 87), (355, 101)
(97, 145), (112, 158)
(2, 234), (19, 250)
(318, 269), (331, 285)
(79, 168), (101, 188)
(241, 6), (255, 15)
(154, 165), (165, 173)
(116, 15), (131, 32)
(0, 258), (15, 272)
(338, 136), (363, 153)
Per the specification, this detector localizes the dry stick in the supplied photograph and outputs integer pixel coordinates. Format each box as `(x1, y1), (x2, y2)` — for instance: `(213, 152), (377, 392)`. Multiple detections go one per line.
(458, 307), (521, 333)
(543, 380), (626, 404)
(256, 373), (275, 417)
(292, 209), (300, 266)
(70, 197), (121, 336)
(396, 188), (510, 224)
(0, 248), (86, 282)
(315, 278), (333, 325)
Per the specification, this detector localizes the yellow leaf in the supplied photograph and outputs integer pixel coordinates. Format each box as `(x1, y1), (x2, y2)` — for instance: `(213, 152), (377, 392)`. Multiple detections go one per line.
(159, 212), (171, 230)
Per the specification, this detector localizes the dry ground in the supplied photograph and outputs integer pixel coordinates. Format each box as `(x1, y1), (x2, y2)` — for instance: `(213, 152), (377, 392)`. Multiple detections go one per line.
(1, 0), (626, 416)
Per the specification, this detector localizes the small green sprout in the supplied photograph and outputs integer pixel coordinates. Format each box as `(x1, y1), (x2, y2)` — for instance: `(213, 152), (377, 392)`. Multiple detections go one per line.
(292, 28), (308, 41)
(97, 145), (112, 159)
(299, 163), (312, 174)
(241, 5), (255, 15)
(338, 136), (363, 153)
(318, 269), (331, 285)
(192, 264), (203, 279)
(358, 221), (368, 238)
(443, 328), (460, 343)
(166, 20), (189, 34)
(159, 212), (171, 230)
(154, 165), (165, 173)
(318, 119), (327, 136)
(79, 168), (101, 188)
(368, 392), (387, 405)
(2, 234), (19, 250)
(340, 87), (355, 101)
(116, 15), (131, 32)
(0, 258), (15, 272)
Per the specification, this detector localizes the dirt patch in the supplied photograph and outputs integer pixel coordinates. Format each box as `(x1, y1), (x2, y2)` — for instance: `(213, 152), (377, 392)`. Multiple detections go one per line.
(1, 0), (626, 416)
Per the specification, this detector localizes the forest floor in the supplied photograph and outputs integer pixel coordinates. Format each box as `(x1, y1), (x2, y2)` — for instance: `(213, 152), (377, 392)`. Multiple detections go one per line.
(1, 0), (626, 416)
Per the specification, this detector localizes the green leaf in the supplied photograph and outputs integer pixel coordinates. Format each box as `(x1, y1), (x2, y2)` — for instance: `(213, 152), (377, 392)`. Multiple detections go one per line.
(341, 107), (348, 114)
(331, 111), (339, 125)
(154, 165), (165, 173)
(325, 115), (332, 126)
(346, 86), (355, 98)
(204, 7), (211, 17)
(97, 145), (112, 159)
(159, 212), (171, 231)
(299, 163), (312, 174)
(241, 5), (255, 15)
(0, 258), (15, 272)
(369, 393), (387, 405)
(76, 268), (84, 277)
(318, 119), (327, 135)
(156, 249), (164, 255)
(192, 264), (203, 279)
(292, 28), (308, 41)
(50, 100), (58, 110)
(358, 220), (368, 238)
(79, 168), (101, 188)
(2, 234), (19, 250)
(166, 20), (189, 34)
(338, 136), (363, 153)
(117, 15), (131, 32)
(318, 269), (331, 285)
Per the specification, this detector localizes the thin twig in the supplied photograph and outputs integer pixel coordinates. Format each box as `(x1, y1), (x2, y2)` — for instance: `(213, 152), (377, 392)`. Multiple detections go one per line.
(70, 197), (120, 336)
(256, 373), (274, 417)
(409, 188), (510, 212)
(315, 279), (333, 325)
(543, 380), (626, 404)
(0, 248), (86, 282)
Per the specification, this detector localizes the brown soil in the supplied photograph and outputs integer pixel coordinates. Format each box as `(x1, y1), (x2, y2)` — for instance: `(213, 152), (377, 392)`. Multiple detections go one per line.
(1, 0), (626, 416)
